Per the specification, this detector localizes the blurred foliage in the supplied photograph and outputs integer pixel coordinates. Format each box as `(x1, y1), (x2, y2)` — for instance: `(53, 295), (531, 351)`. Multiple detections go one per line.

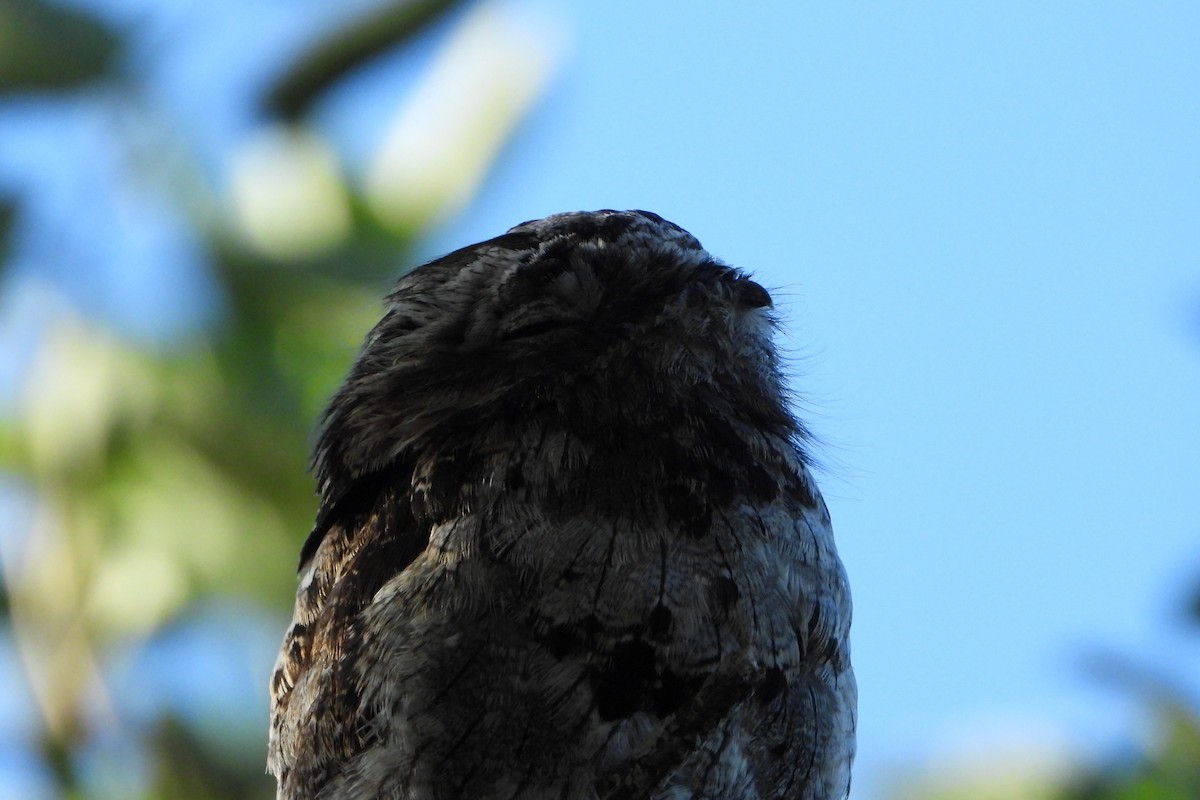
(0, 0), (546, 796)
(1056, 655), (1200, 800)
(266, 0), (462, 119)
(0, 194), (14, 263)
(0, 0), (118, 92)
(886, 698), (1200, 800)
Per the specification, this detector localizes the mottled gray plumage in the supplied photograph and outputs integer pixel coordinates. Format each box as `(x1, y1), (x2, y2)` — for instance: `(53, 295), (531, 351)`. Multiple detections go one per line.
(268, 210), (855, 799)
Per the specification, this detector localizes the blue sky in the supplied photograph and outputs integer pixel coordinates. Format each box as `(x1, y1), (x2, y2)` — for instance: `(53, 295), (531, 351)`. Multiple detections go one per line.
(2, 1), (1198, 797)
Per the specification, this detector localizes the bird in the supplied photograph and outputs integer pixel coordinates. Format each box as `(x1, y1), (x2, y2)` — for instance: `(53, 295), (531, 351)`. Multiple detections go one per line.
(267, 210), (855, 799)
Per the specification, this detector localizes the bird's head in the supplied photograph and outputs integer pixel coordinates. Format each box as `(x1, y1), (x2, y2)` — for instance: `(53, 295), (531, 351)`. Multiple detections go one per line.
(314, 210), (782, 496)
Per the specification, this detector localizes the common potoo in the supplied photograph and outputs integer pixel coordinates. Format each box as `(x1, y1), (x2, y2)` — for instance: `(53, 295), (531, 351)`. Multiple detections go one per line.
(268, 210), (855, 799)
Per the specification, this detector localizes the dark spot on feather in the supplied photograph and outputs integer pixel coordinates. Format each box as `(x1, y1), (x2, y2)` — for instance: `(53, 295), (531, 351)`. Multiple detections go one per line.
(648, 604), (673, 639)
(792, 622), (807, 659)
(288, 637), (305, 661)
(807, 605), (822, 641)
(545, 624), (585, 660)
(653, 667), (704, 718)
(746, 462), (779, 502)
(711, 577), (740, 611)
(706, 469), (737, 507)
(580, 614), (602, 638)
(785, 475), (816, 507)
(756, 666), (787, 704)
(505, 463), (525, 491)
(592, 639), (657, 721)
(704, 415), (754, 463)
(662, 485), (711, 539)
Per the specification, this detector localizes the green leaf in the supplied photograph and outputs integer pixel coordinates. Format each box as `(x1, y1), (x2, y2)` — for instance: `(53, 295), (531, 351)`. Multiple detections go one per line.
(0, 195), (15, 261)
(0, 0), (119, 92)
(264, 0), (463, 119)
